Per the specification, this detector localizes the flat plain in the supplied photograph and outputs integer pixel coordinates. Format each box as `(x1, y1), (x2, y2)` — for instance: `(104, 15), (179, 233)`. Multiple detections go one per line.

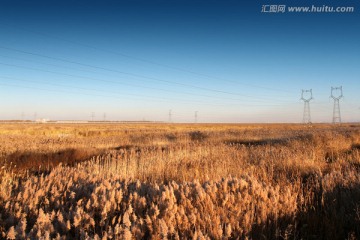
(1, 123), (360, 239)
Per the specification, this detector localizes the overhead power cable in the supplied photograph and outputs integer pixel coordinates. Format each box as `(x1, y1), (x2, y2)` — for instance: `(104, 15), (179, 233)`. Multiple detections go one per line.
(0, 45), (292, 102)
(0, 53), (294, 103)
(3, 24), (293, 93)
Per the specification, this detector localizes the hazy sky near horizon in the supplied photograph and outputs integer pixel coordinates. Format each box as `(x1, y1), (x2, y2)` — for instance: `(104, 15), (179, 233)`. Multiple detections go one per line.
(0, 0), (359, 123)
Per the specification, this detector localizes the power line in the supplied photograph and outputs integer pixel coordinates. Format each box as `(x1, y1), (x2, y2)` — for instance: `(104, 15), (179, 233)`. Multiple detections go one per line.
(0, 76), (173, 102)
(0, 46), (293, 102)
(0, 75), (223, 105)
(0, 54), (103, 75)
(0, 46), (244, 95)
(0, 82), (178, 105)
(0, 61), (294, 104)
(0, 55), (282, 102)
(1, 80), (265, 109)
(3, 24), (293, 93)
(0, 62), (231, 102)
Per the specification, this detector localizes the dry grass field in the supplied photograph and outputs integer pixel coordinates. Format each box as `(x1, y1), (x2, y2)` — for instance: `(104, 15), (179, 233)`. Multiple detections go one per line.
(1, 123), (360, 239)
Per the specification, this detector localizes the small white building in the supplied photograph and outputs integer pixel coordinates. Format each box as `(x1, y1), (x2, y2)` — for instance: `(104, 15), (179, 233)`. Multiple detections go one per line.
(35, 118), (50, 123)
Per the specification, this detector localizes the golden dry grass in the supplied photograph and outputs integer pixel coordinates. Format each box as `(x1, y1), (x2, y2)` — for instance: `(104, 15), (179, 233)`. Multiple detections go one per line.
(1, 123), (360, 239)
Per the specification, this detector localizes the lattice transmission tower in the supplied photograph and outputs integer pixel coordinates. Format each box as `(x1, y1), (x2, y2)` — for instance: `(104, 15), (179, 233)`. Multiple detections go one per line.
(331, 86), (343, 124)
(168, 110), (172, 123)
(301, 89), (313, 124)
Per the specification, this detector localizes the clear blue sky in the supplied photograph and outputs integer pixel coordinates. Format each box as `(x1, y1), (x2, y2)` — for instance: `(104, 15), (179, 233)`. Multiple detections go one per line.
(0, 0), (359, 122)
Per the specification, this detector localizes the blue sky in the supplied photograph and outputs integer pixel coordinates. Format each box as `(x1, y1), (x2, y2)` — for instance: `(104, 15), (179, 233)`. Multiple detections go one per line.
(0, 0), (359, 122)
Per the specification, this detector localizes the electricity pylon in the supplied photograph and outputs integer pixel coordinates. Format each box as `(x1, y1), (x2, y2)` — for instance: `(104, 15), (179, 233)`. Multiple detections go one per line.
(331, 86), (343, 124)
(301, 89), (313, 124)
(168, 110), (172, 123)
(194, 111), (198, 123)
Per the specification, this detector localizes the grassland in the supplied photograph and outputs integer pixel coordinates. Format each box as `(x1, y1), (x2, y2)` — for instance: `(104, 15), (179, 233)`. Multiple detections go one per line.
(1, 123), (360, 239)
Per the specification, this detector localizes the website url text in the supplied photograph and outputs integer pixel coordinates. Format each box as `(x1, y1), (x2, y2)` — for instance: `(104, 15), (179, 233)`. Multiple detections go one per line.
(261, 5), (355, 13)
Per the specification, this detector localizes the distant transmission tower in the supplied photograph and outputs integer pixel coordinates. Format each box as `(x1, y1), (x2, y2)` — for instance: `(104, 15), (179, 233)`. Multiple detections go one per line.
(331, 86), (343, 124)
(103, 113), (106, 122)
(91, 112), (95, 122)
(194, 111), (198, 123)
(301, 89), (313, 124)
(168, 110), (172, 123)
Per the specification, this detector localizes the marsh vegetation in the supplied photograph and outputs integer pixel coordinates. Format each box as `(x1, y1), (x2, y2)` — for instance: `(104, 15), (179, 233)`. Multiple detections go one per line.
(1, 123), (360, 239)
